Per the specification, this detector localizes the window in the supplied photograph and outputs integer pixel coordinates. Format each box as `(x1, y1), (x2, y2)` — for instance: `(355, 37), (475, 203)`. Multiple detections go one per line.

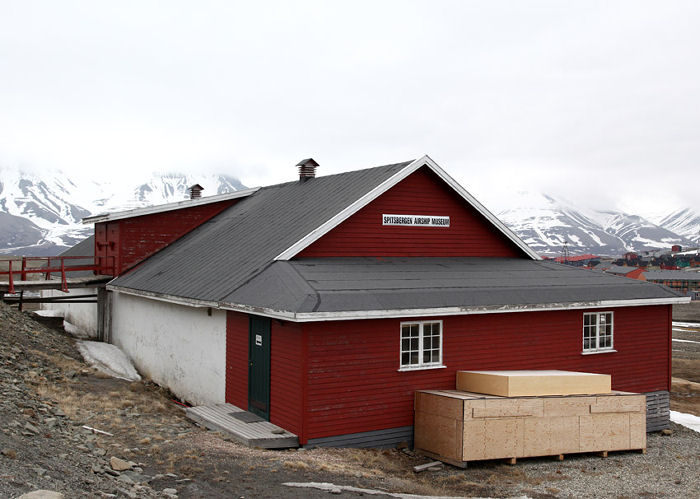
(583, 312), (614, 353)
(400, 321), (442, 369)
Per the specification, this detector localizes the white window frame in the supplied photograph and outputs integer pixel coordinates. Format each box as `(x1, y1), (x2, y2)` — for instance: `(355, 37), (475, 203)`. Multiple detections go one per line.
(399, 320), (445, 371)
(582, 311), (615, 354)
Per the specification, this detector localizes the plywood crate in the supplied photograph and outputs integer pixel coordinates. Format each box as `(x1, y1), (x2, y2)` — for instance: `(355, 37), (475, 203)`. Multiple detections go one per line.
(414, 390), (646, 465)
(456, 370), (612, 397)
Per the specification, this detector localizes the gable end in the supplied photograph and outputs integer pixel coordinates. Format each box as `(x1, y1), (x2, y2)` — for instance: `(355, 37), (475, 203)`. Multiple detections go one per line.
(276, 155), (539, 260)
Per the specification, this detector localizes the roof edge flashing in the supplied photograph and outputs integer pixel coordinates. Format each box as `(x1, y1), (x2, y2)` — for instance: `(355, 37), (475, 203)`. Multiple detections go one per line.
(107, 285), (689, 322)
(82, 187), (260, 224)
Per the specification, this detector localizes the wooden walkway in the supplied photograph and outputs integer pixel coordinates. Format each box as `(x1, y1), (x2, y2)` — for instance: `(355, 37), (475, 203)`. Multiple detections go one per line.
(0, 275), (112, 293)
(186, 403), (299, 449)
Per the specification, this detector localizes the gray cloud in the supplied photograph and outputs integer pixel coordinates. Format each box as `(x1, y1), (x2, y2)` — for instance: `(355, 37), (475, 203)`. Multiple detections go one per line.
(1, 1), (698, 216)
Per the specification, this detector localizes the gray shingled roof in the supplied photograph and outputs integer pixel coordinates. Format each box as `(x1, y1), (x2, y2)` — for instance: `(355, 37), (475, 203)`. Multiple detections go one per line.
(644, 270), (700, 281)
(107, 159), (687, 318)
(604, 265), (637, 275)
(224, 258), (682, 315)
(111, 161), (415, 301)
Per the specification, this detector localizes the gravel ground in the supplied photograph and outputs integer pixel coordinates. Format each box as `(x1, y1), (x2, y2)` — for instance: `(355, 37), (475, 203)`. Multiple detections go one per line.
(1, 301), (699, 498)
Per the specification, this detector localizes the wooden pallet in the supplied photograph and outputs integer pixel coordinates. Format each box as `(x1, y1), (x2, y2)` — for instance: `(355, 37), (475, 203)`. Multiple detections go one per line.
(416, 447), (647, 468)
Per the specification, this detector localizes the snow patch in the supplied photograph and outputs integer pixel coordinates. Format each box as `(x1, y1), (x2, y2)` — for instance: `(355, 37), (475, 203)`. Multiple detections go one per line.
(76, 341), (141, 381)
(670, 411), (700, 433)
(63, 320), (92, 339)
(282, 482), (527, 499)
(34, 309), (64, 318)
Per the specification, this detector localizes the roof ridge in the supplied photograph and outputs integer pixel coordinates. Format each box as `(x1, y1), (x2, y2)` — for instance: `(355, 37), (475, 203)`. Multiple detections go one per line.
(255, 160), (415, 192)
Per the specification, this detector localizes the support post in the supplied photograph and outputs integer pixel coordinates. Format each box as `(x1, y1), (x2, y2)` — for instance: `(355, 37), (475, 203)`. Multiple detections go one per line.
(97, 287), (108, 342)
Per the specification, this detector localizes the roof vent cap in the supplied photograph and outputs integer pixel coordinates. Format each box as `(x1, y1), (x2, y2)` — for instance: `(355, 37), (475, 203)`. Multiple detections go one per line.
(189, 184), (204, 199)
(297, 158), (319, 180)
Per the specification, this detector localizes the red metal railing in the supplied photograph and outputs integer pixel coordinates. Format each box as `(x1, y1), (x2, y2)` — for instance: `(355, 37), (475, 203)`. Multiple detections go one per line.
(0, 256), (113, 294)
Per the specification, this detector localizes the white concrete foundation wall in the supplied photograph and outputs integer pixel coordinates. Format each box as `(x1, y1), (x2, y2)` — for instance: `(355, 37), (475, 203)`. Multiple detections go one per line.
(110, 291), (226, 406)
(41, 287), (98, 338)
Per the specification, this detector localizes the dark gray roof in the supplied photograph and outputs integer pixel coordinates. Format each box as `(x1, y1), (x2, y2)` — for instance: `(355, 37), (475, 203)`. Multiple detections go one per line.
(644, 270), (700, 281)
(59, 235), (95, 277)
(111, 161), (414, 301)
(60, 235), (94, 258)
(224, 258), (682, 315)
(604, 265), (637, 275)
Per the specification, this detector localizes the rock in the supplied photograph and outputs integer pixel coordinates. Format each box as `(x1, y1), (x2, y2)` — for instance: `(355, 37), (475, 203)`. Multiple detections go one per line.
(24, 422), (40, 434)
(1, 448), (17, 459)
(661, 429), (673, 436)
(18, 491), (65, 499)
(110, 456), (133, 471)
(330, 487), (342, 494)
(162, 488), (178, 497)
(116, 474), (135, 484)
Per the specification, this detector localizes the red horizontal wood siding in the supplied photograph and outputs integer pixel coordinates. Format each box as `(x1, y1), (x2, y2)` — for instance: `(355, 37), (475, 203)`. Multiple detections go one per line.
(297, 166), (524, 258)
(225, 311), (248, 409)
(270, 321), (305, 439)
(301, 305), (670, 442)
(95, 199), (238, 276)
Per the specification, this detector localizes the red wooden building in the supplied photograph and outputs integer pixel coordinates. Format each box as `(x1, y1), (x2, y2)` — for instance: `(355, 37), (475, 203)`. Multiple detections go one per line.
(84, 156), (687, 447)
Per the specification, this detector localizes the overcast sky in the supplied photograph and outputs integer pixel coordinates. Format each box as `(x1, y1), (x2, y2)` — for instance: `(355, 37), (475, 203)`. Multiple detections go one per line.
(1, 1), (698, 216)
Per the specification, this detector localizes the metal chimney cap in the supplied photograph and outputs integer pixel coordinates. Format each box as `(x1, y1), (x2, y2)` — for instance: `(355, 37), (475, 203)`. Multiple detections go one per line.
(297, 158), (319, 180)
(296, 158), (319, 167)
(189, 184), (204, 199)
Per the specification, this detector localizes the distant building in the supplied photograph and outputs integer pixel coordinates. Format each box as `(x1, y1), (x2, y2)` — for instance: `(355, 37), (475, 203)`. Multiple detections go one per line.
(552, 253), (600, 267)
(638, 270), (700, 298)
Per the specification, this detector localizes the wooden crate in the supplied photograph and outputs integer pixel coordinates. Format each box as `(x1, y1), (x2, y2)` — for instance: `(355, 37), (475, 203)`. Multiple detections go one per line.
(456, 370), (612, 397)
(414, 390), (646, 465)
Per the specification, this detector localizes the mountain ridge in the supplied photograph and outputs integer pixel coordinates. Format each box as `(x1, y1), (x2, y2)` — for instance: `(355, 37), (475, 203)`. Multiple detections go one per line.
(0, 167), (246, 255)
(1, 167), (698, 257)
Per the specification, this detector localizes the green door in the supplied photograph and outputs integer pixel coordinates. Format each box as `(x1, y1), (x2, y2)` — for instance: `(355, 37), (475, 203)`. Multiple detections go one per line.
(248, 316), (271, 420)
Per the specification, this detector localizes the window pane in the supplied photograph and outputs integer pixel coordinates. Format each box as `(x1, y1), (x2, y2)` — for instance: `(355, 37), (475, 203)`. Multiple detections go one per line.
(410, 352), (419, 365)
(410, 338), (419, 350)
(401, 352), (409, 365)
(423, 351), (431, 363)
(401, 338), (410, 351)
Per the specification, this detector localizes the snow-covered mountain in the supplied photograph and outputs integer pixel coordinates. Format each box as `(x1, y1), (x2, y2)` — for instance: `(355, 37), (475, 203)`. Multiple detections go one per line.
(494, 192), (696, 257)
(0, 167), (246, 256)
(1, 166), (697, 258)
(651, 208), (700, 245)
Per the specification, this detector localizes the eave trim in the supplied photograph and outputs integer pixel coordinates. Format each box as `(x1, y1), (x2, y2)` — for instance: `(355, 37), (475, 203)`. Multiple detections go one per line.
(82, 187), (260, 224)
(273, 155), (541, 261)
(108, 285), (689, 322)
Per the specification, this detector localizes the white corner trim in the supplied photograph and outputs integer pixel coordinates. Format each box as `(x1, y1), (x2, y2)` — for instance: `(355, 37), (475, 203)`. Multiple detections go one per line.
(273, 154), (540, 261)
(82, 187), (260, 224)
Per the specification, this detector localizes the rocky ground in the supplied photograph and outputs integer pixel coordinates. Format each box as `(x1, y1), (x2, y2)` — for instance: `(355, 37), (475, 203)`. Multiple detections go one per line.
(1, 301), (699, 498)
